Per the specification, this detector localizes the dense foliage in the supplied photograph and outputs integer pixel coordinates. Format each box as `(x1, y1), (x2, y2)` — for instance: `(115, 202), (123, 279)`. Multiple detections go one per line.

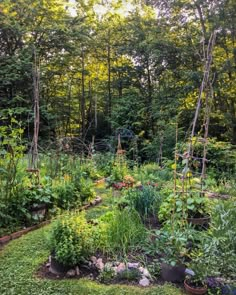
(0, 1), (235, 293)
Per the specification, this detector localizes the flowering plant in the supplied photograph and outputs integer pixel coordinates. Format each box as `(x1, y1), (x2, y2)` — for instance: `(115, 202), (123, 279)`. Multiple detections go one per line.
(112, 182), (126, 190)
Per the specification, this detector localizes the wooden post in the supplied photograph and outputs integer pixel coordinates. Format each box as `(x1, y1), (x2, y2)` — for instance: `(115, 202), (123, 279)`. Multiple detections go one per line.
(29, 48), (40, 171)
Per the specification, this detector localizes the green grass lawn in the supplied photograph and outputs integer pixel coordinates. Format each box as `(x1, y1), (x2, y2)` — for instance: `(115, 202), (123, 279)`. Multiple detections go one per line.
(0, 189), (184, 295)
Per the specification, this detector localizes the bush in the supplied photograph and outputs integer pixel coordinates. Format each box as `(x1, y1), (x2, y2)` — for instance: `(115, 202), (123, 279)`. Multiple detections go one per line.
(136, 162), (173, 184)
(73, 176), (96, 203)
(54, 183), (81, 210)
(92, 152), (114, 177)
(201, 200), (236, 278)
(177, 138), (236, 180)
(49, 212), (94, 266)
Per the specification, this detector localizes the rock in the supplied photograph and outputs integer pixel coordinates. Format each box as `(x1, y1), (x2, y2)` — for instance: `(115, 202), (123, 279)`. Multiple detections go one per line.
(95, 196), (102, 203)
(89, 273), (94, 279)
(46, 263), (50, 268)
(75, 266), (80, 276)
(139, 266), (144, 273)
(128, 262), (139, 269)
(117, 262), (126, 273)
(90, 256), (97, 264)
(113, 266), (118, 274)
(96, 258), (104, 271)
(139, 277), (150, 287)
(142, 268), (151, 278)
(114, 261), (120, 266)
(66, 269), (76, 277)
(90, 200), (97, 206)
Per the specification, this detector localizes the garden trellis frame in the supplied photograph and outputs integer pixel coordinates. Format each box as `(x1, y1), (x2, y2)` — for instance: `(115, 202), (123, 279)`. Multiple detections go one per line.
(115, 128), (138, 163)
(27, 48), (40, 179)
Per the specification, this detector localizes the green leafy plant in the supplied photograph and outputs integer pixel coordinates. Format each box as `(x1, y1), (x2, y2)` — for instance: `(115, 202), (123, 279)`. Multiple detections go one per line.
(97, 263), (116, 283)
(0, 115), (25, 213)
(80, 159), (102, 180)
(159, 191), (210, 222)
(117, 268), (141, 282)
(54, 182), (81, 210)
(147, 224), (197, 266)
(49, 212), (94, 267)
(148, 260), (161, 280)
(123, 185), (163, 220)
(200, 200), (236, 278)
(92, 152), (114, 177)
(185, 252), (208, 287)
(110, 157), (129, 183)
(73, 176), (96, 203)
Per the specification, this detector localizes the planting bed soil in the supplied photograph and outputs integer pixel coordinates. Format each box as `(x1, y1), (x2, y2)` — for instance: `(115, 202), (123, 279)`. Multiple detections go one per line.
(37, 254), (185, 289)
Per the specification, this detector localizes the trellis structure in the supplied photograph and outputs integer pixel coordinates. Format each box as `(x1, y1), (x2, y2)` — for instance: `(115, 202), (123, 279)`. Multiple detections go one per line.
(115, 128), (138, 163)
(171, 31), (217, 229)
(174, 30), (217, 191)
(27, 48), (40, 183)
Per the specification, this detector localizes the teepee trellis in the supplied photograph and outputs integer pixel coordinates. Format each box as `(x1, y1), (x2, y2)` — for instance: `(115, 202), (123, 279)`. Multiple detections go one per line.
(185, 30), (217, 181)
(170, 31), (217, 230)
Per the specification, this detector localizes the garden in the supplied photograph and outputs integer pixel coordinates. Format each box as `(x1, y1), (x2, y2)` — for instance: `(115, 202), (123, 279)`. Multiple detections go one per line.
(0, 129), (236, 294)
(1, 0), (236, 294)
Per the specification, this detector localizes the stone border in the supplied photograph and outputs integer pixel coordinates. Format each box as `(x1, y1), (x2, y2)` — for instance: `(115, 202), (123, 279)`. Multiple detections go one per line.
(0, 196), (102, 248)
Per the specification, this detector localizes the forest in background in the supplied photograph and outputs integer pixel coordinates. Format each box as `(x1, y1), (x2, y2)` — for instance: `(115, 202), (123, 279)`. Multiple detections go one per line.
(0, 0), (236, 161)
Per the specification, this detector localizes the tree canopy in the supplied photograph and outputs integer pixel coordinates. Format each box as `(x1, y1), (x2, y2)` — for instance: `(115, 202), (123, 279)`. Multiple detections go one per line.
(0, 0), (235, 159)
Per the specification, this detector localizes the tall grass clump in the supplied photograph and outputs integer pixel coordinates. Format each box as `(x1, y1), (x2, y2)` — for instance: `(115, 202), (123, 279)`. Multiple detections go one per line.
(98, 208), (147, 257)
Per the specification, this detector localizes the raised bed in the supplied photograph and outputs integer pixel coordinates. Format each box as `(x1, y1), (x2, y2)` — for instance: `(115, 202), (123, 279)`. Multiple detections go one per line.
(0, 196), (102, 248)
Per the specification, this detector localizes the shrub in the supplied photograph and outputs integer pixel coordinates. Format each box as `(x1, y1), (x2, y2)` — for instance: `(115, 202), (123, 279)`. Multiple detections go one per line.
(111, 158), (129, 182)
(136, 162), (173, 184)
(201, 200), (236, 278)
(73, 176), (96, 203)
(92, 152), (114, 177)
(54, 183), (81, 210)
(1, 182), (55, 228)
(49, 212), (94, 266)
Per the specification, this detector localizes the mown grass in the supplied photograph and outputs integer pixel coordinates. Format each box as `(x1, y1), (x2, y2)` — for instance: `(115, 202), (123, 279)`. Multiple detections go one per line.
(0, 188), (184, 295)
(86, 187), (115, 220)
